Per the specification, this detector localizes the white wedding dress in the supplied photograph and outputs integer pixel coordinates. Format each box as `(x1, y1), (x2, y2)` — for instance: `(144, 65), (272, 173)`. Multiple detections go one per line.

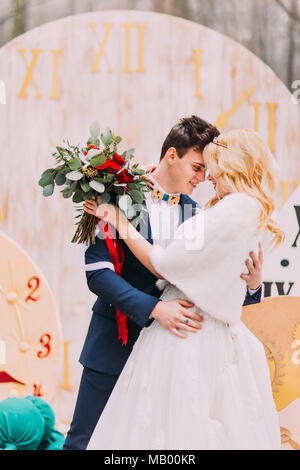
(88, 193), (281, 450)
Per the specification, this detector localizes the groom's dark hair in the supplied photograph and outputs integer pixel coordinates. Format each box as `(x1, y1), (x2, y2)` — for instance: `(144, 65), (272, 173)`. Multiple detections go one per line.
(160, 115), (220, 161)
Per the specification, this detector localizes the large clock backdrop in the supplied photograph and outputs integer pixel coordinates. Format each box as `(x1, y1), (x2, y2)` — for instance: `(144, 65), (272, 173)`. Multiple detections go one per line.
(0, 10), (299, 446)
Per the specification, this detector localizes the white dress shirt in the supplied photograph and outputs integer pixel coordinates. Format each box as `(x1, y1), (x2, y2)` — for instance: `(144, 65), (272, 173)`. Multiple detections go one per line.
(145, 179), (181, 248)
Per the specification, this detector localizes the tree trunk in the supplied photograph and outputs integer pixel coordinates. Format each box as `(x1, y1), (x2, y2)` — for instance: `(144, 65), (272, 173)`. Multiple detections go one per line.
(287, 0), (297, 86)
(11, 0), (26, 39)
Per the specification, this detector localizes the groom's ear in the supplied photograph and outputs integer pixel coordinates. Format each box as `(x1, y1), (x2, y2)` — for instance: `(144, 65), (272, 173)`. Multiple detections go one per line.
(164, 147), (178, 166)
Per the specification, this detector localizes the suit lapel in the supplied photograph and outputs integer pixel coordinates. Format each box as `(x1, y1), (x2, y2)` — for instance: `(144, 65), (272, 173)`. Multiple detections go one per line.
(137, 200), (153, 244)
(178, 195), (198, 226)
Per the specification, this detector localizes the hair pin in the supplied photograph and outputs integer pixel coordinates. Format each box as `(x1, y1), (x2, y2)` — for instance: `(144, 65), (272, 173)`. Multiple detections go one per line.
(212, 136), (231, 150)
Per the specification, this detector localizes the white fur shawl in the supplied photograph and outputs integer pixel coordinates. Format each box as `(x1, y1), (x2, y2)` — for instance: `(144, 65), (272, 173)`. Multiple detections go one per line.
(150, 193), (261, 326)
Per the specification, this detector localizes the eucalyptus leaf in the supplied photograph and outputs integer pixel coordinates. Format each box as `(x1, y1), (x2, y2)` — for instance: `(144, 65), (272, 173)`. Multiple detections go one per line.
(100, 192), (111, 204)
(114, 186), (125, 195)
(83, 190), (94, 201)
(127, 182), (138, 190)
(118, 194), (132, 211)
(62, 188), (72, 199)
(88, 137), (100, 147)
(128, 189), (144, 204)
(60, 165), (72, 175)
(56, 146), (66, 155)
(125, 148), (135, 161)
(62, 181), (77, 198)
(86, 148), (101, 160)
(89, 180), (105, 193)
(68, 157), (82, 171)
(130, 216), (142, 229)
(72, 191), (84, 203)
(133, 169), (145, 176)
(101, 128), (113, 146)
(79, 152), (90, 165)
(80, 182), (91, 193)
(55, 173), (66, 186)
(104, 174), (114, 182)
(43, 184), (54, 197)
(94, 177), (106, 183)
(41, 168), (55, 177)
(66, 171), (84, 181)
(125, 206), (136, 219)
(94, 174), (114, 183)
(39, 173), (53, 187)
(90, 120), (100, 140)
(90, 154), (106, 167)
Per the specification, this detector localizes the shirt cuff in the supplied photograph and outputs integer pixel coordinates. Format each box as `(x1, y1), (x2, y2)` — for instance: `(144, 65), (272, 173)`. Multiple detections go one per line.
(247, 285), (261, 296)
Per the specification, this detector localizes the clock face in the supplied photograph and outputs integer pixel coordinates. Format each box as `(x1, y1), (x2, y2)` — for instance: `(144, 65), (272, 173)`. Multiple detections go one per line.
(0, 231), (62, 402)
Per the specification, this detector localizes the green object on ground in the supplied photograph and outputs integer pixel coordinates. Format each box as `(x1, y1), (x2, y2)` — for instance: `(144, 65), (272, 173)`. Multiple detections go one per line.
(0, 397), (45, 450)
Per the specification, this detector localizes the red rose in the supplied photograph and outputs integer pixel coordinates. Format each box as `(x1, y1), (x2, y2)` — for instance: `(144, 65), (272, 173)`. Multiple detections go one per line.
(95, 159), (111, 170)
(116, 169), (134, 184)
(113, 153), (125, 166)
(84, 144), (99, 156)
(108, 161), (121, 173)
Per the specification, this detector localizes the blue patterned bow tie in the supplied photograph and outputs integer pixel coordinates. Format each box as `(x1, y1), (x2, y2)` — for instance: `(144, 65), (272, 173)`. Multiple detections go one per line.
(151, 188), (180, 206)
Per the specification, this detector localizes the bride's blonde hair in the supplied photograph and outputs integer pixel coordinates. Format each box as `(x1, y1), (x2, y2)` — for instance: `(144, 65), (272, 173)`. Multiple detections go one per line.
(202, 129), (284, 246)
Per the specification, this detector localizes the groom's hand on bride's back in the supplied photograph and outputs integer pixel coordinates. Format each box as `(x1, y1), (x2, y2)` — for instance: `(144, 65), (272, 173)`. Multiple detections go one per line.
(240, 242), (263, 290)
(150, 299), (203, 338)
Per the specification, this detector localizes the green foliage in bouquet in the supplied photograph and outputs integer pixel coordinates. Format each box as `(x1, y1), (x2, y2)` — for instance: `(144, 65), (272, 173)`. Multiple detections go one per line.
(39, 121), (150, 245)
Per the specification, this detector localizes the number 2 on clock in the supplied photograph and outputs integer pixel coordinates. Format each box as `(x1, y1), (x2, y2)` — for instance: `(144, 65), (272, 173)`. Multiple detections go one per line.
(25, 276), (40, 302)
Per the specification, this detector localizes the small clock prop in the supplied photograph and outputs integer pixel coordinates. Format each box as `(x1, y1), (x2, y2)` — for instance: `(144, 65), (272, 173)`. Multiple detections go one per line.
(0, 231), (62, 402)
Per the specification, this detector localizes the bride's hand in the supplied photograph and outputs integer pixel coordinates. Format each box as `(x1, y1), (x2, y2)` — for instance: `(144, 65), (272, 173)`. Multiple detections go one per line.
(84, 196), (119, 227)
(95, 203), (119, 227)
(84, 196), (99, 217)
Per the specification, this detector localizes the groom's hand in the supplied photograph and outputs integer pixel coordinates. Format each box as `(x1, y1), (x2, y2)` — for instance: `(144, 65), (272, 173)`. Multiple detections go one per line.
(141, 163), (157, 190)
(150, 299), (203, 338)
(240, 242), (263, 290)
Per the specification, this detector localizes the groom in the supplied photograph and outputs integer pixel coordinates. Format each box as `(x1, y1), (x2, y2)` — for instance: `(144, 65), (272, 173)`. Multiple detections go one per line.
(63, 116), (262, 450)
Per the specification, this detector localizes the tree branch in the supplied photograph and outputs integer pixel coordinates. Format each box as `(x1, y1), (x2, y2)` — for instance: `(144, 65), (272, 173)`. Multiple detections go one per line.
(0, 0), (55, 27)
(274, 0), (300, 22)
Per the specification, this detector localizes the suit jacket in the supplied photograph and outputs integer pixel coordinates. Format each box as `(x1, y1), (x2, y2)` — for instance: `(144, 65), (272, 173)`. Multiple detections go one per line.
(80, 194), (262, 375)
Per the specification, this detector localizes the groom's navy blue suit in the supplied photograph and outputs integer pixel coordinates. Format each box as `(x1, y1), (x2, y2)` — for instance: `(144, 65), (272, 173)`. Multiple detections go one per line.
(64, 195), (262, 450)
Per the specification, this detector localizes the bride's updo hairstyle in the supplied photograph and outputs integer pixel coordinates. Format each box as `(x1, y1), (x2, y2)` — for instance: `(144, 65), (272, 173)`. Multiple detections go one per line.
(202, 128), (284, 246)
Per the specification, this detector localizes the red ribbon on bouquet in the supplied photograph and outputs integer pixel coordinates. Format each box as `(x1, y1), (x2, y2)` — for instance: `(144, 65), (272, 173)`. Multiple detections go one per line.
(97, 220), (128, 346)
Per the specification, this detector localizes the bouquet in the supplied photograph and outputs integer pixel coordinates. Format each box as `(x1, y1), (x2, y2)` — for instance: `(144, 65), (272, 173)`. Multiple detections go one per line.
(39, 121), (150, 246)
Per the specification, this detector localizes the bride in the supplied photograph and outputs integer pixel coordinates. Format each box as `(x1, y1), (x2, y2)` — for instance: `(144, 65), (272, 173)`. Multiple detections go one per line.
(86, 129), (284, 450)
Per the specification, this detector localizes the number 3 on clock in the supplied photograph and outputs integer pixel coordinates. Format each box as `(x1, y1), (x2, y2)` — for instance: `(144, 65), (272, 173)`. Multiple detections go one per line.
(37, 333), (52, 358)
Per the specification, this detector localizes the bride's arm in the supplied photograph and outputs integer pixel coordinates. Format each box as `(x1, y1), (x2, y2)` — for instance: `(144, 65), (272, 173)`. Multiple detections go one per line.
(84, 199), (162, 278)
